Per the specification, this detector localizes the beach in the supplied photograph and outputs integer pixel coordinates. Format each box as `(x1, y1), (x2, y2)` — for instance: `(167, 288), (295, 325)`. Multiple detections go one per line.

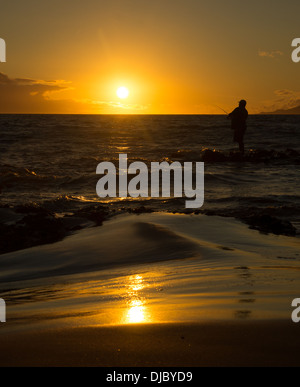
(0, 212), (299, 367)
(1, 321), (299, 367)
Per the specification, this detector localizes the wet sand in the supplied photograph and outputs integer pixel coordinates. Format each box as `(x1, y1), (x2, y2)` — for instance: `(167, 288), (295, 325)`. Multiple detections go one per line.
(0, 213), (300, 367)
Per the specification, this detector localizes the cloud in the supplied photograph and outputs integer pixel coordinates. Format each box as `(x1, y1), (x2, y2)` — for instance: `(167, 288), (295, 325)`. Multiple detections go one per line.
(258, 50), (283, 59)
(0, 72), (71, 92)
(260, 89), (300, 112)
(273, 89), (300, 109)
(0, 72), (149, 113)
(0, 72), (74, 112)
(74, 98), (149, 111)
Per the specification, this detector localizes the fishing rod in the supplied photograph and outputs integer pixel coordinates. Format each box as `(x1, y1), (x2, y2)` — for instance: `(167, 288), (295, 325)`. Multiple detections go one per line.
(214, 105), (229, 115)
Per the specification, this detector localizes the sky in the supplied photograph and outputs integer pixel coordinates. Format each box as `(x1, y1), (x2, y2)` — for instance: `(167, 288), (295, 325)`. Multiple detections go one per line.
(0, 0), (300, 114)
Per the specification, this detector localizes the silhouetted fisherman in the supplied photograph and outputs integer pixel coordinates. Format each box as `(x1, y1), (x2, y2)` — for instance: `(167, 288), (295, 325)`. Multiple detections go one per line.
(228, 100), (248, 154)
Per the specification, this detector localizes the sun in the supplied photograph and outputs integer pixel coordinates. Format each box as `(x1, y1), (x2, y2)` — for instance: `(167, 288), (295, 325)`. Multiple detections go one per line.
(116, 86), (129, 99)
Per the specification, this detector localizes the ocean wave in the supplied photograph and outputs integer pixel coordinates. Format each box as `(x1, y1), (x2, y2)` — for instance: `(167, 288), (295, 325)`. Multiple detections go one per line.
(170, 148), (300, 163)
(0, 217), (202, 284)
(0, 164), (43, 187)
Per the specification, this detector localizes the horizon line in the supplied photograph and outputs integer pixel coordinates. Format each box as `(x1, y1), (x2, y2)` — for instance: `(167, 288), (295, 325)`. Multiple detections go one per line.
(0, 112), (298, 116)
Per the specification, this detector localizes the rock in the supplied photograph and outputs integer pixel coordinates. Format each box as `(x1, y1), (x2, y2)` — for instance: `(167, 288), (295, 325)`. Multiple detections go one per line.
(244, 214), (296, 236)
(201, 149), (226, 162)
(74, 205), (109, 226)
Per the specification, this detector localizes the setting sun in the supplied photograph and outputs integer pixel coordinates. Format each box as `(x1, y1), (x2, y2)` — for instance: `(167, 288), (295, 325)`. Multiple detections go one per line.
(116, 86), (129, 99)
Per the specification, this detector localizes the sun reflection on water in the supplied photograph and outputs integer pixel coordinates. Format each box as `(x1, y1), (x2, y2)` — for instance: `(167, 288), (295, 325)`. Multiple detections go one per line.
(124, 274), (149, 324)
(129, 275), (143, 291)
(127, 299), (146, 323)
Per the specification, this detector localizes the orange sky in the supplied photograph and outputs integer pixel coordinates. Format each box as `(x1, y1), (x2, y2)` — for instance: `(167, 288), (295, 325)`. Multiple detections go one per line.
(0, 0), (300, 114)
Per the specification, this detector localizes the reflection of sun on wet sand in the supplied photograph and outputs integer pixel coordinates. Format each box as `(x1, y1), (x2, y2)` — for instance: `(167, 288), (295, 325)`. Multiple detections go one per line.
(126, 299), (146, 324)
(125, 275), (149, 324)
(0, 213), (300, 366)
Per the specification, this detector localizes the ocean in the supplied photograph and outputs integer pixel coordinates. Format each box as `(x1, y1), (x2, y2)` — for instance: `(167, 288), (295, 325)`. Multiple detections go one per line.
(1, 114), (299, 241)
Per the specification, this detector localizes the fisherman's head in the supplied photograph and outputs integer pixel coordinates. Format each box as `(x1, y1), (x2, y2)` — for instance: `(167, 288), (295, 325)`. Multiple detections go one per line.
(239, 99), (247, 107)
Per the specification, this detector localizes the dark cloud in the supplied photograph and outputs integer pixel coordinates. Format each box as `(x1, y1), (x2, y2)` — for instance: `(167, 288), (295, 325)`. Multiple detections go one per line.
(260, 89), (300, 113)
(0, 72), (74, 113)
(0, 72), (12, 84)
(0, 72), (149, 113)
